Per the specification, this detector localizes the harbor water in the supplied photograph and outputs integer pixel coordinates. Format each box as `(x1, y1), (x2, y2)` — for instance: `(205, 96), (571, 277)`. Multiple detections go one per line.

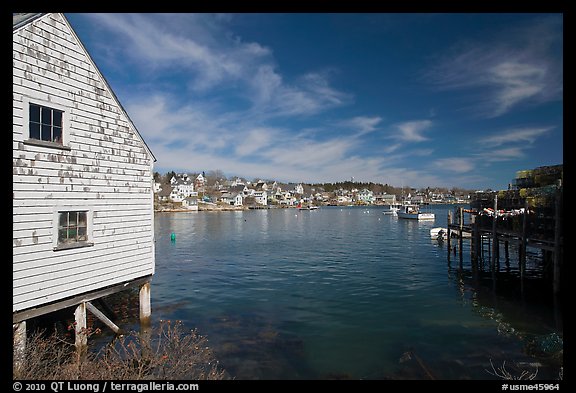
(125, 205), (562, 379)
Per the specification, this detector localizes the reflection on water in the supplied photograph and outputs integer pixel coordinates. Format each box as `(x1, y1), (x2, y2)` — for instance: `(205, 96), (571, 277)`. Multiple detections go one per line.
(92, 205), (561, 379)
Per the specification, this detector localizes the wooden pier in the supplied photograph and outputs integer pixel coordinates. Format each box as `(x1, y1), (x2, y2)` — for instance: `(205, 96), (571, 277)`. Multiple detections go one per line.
(446, 187), (563, 297)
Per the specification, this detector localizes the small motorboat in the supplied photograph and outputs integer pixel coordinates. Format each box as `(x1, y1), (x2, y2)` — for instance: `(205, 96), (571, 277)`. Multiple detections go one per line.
(430, 227), (448, 241)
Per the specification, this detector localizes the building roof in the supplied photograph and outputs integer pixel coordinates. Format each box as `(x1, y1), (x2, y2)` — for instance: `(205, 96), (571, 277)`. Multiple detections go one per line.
(13, 13), (44, 30)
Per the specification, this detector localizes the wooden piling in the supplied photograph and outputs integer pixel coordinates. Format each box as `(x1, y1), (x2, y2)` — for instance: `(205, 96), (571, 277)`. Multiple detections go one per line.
(491, 195), (499, 271)
(520, 201), (528, 280)
(13, 321), (26, 375)
(470, 214), (476, 262)
(74, 303), (87, 353)
(447, 210), (452, 263)
(480, 227), (485, 267)
(458, 207), (464, 262)
(139, 282), (152, 326)
(504, 240), (510, 272)
(553, 188), (562, 296)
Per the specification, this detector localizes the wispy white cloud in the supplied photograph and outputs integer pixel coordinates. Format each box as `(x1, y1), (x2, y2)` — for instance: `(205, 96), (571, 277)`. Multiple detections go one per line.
(425, 15), (562, 117)
(479, 147), (525, 162)
(249, 68), (351, 117)
(84, 14), (268, 91)
(234, 128), (275, 157)
(338, 116), (383, 136)
(433, 157), (475, 173)
(382, 143), (402, 154)
(479, 127), (553, 146)
(83, 13), (350, 117)
(395, 120), (432, 142)
(474, 126), (553, 162)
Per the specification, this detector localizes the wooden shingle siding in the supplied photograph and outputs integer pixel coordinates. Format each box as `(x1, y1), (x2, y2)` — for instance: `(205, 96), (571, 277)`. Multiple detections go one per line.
(13, 13), (155, 313)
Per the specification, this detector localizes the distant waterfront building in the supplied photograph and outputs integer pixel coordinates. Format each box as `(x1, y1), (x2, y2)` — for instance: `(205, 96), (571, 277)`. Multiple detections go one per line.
(357, 189), (375, 204)
(174, 177), (195, 198)
(195, 173), (206, 192)
(375, 193), (397, 205)
(252, 190), (268, 206)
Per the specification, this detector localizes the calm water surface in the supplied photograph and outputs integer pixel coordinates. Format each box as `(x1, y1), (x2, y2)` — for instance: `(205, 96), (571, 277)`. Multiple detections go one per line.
(145, 205), (561, 379)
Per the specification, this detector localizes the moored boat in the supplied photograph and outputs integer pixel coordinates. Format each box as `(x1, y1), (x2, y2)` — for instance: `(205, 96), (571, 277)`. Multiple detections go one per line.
(298, 202), (319, 211)
(382, 203), (401, 215)
(430, 227), (448, 240)
(397, 204), (435, 220)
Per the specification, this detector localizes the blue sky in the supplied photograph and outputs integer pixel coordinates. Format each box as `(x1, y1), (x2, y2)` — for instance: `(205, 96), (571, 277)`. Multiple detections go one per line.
(66, 13), (563, 190)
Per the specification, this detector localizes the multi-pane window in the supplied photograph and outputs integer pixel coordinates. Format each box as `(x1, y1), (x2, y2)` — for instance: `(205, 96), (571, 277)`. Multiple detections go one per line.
(29, 103), (63, 144)
(58, 211), (88, 245)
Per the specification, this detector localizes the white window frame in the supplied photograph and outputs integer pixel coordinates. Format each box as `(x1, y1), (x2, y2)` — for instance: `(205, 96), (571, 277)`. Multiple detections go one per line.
(22, 96), (71, 151)
(52, 206), (94, 251)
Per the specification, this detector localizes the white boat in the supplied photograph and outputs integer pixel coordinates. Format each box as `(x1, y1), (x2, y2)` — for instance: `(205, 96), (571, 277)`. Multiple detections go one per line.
(430, 227), (448, 240)
(431, 227), (473, 239)
(382, 203), (401, 215)
(397, 204), (435, 220)
(298, 204), (319, 211)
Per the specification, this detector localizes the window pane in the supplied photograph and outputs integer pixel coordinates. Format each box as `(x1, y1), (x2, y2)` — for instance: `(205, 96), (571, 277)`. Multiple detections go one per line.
(58, 229), (68, 243)
(68, 212), (78, 226)
(53, 127), (62, 143)
(41, 124), (52, 141)
(77, 227), (87, 241)
(52, 110), (62, 127)
(78, 212), (87, 225)
(30, 104), (40, 122)
(30, 122), (40, 140)
(59, 212), (69, 227)
(41, 107), (52, 125)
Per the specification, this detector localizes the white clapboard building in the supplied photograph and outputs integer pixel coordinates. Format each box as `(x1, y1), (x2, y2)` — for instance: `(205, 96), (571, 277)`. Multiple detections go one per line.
(13, 13), (156, 353)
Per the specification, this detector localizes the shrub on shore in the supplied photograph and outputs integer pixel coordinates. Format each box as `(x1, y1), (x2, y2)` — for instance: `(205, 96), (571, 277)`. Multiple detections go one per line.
(14, 320), (228, 380)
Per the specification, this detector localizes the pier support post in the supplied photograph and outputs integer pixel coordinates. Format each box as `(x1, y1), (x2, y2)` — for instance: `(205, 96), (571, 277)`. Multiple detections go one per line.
(447, 210), (452, 264)
(491, 195), (499, 272)
(553, 188), (562, 296)
(470, 214), (476, 261)
(520, 201), (528, 280)
(13, 321), (26, 376)
(458, 207), (464, 269)
(139, 282), (152, 360)
(471, 214), (480, 276)
(504, 241), (510, 272)
(139, 282), (152, 326)
(74, 302), (87, 354)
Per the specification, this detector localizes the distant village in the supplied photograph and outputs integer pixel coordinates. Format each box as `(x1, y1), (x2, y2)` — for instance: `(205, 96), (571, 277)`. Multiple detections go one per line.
(154, 171), (472, 211)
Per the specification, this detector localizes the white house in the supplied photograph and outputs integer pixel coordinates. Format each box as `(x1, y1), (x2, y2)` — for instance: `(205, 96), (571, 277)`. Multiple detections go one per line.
(195, 173), (206, 192)
(13, 13), (156, 352)
(174, 177), (195, 198)
(338, 195), (352, 204)
(182, 196), (198, 211)
(357, 189), (375, 204)
(252, 190), (268, 206)
(233, 193), (243, 206)
(377, 194), (397, 205)
(169, 188), (185, 203)
(231, 177), (245, 187)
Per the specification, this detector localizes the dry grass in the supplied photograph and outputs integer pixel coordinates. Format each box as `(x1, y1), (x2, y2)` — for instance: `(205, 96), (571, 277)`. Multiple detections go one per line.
(14, 320), (227, 380)
(485, 359), (538, 380)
